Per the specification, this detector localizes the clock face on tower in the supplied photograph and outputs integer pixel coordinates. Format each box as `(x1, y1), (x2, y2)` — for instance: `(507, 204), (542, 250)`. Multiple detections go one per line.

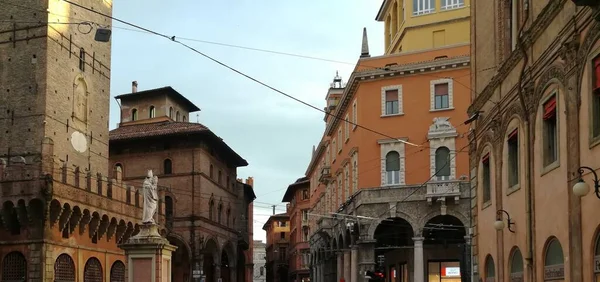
(71, 131), (88, 153)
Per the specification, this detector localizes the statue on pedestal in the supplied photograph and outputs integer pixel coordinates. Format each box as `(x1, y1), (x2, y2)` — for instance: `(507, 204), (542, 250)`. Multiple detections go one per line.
(142, 170), (158, 224)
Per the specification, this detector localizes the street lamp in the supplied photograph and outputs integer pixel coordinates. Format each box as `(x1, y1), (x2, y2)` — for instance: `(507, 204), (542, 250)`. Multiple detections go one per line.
(493, 209), (515, 233)
(572, 166), (600, 198)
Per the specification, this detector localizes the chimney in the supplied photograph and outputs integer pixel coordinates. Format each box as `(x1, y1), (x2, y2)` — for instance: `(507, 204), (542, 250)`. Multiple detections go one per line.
(132, 81), (138, 93)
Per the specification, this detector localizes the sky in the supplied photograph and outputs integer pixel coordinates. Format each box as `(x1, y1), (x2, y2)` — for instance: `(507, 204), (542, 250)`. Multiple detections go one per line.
(108, 0), (384, 243)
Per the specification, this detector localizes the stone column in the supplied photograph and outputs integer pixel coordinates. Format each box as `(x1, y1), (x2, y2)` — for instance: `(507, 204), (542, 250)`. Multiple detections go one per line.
(337, 252), (343, 282)
(343, 250), (351, 282)
(215, 265), (221, 282)
(357, 240), (376, 278)
(119, 224), (177, 282)
(350, 246), (358, 282)
(413, 237), (425, 282)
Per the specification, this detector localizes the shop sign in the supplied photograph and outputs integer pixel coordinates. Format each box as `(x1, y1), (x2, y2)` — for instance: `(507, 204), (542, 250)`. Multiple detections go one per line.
(509, 272), (523, 282)
(544, 264), (564, 280)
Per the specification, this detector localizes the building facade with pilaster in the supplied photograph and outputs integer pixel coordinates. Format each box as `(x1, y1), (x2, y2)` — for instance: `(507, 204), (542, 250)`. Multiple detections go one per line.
(109, 83), (255, 282)
(306, 1), (472, 282)
(282, 177), (312, 282)
(469, 1), (600, 282)
(263, 213), (291, 282)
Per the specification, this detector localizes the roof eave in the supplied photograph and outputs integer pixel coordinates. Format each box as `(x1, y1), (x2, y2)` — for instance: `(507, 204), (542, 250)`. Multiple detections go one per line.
(375, 0), (391, 21)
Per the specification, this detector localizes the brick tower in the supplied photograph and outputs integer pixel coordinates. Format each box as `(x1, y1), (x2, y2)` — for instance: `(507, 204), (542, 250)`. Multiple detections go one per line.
(0, 1), (154, 281)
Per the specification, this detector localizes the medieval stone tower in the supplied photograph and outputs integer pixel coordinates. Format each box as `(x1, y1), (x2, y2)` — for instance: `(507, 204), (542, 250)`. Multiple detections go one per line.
(1, 0), (112, 174)
(0, 1), (152, 281)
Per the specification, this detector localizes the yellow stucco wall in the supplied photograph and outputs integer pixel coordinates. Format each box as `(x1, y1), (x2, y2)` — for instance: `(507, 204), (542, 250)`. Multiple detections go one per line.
(381, 0), (470, 54)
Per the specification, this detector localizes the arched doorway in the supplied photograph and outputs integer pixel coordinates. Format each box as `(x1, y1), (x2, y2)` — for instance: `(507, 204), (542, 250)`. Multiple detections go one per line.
(423, 215), (466, 281)
(237, 244), (246, 282)
(221, 250), (231, 282)
(373, 218), (414, 281)
(203, 238), (219, 282)
(168, 236), (191, 282)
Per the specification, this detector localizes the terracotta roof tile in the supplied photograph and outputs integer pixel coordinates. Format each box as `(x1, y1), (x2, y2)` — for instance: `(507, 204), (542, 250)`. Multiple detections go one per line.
(109, 121), (209, 141)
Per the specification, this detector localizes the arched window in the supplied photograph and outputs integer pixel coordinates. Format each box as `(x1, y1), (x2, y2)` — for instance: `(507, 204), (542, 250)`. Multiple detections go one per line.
(510, 248), (524, 279)
(385, 151), (400, 185)
(79, 48), (86, 71)
(595, 233), (600, 281)
(209, 200), (214, 220)
(149, 106), (156, 118)
(435, 146), (451, 180)
(218, 170), (222, 184)
(131, 109), (138, 121)
(83, 257), (103, 282)
(165, 196), (173, 219)
(176, 111), (180, 121)
(113, 163), (123, 179)
(209, 164), (214, 178)
(544, 238), (565, 280)
(169, 107), (174, 119)
(2, 251), (27, 281)
(54, 254), (76, 282)
(217, 203), (223, 224)
(164, 159), (172, 175)
(226, 208), (231, 227)
(183, 115), (187, 122)
(110, 260), (126, 282)
(485, 255), (495, 281)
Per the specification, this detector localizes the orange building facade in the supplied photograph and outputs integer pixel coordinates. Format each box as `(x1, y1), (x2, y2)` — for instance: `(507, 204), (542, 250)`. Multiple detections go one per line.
(305, 2), (472, 282)
(263, 214), (291, 282)
(282, 178), (312, 282)
(469, 1), (600, 282)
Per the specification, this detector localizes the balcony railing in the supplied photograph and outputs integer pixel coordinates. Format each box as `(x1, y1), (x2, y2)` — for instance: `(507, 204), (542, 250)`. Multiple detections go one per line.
(426, 179), (462, 204)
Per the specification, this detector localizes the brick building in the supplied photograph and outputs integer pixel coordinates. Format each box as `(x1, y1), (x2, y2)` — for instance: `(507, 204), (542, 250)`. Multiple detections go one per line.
(0, 0), (152, 281)
(281, 177), (311, 282)
(263, 213), (290, 282)
(109, 84), (256, 282)
(469, 1), (600, 282)
(305, 1), (472, 282)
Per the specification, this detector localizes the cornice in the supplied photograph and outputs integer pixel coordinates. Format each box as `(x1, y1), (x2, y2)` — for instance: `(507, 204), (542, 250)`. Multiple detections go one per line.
(325, 56), (470, 136)
(468, 0), (567, 115)
(304, 139), (329, 176)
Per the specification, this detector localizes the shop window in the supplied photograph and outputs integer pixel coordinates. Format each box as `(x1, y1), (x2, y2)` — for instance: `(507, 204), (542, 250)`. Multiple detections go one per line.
(544, 238), (565, 281)
(428, 261), (461, 282)
(485, 256), (495, 282)
(507, 129), (519, 187)
(510, 248), (524, 281)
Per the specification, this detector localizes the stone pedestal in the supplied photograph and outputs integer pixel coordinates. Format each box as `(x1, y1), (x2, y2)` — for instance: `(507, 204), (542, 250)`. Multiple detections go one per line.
(119, 224), (177, 282)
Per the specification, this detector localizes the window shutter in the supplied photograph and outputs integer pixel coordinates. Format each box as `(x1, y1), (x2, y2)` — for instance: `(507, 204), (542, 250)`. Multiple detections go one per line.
(482, 153), (490, 164)
(508, 128), (518, 140)
(386, 89), (398, 101)
(543, 96), (557, 120)
(435, 83), (449, 96)
(594, 56), (600, 92)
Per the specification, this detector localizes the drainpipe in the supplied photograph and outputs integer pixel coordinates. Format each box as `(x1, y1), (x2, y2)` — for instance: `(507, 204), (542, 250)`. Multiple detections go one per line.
(515, 1), (533, 281)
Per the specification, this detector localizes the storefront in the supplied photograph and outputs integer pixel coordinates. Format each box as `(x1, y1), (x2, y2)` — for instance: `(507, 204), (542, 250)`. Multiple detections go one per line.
(427, 261), (461, 282)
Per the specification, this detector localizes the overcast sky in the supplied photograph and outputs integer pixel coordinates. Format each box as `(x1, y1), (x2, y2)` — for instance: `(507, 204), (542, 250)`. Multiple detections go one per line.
(109, 0), (384, 242)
